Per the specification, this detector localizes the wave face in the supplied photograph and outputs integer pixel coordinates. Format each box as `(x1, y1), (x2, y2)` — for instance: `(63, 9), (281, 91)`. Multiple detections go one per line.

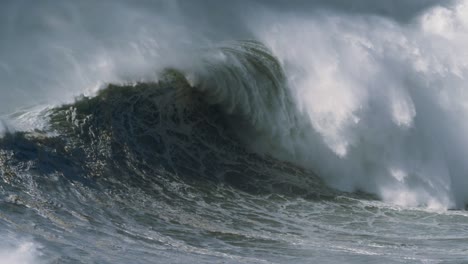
(0, 74), (337, 263)
(2, 73), (467, 264)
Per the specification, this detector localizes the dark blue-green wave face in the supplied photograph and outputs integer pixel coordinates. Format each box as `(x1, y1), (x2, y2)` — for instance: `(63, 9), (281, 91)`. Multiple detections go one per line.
(2, 1), (468, 263)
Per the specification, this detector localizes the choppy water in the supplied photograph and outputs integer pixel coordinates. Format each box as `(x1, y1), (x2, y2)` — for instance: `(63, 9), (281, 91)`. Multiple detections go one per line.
(2, 1), (468, 263)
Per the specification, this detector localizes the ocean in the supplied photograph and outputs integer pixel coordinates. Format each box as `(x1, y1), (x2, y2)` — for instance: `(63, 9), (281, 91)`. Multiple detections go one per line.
(1, 1), (468, 263)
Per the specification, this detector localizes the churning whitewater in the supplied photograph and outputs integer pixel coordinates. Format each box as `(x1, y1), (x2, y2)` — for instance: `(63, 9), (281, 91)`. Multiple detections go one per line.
(1, 0), (468, 263)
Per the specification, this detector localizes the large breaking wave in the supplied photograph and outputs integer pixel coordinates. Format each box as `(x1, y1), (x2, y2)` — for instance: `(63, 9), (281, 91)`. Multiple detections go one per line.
(2, 0), (468, 211)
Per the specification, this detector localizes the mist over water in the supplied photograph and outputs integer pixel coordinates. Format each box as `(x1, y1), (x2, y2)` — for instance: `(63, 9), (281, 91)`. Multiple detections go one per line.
(0, 237), (41, 264)
(0, 0), (446, 113)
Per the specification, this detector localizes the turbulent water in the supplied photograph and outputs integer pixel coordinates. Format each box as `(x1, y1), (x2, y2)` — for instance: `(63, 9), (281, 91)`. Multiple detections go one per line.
(2, 0), (468, 263)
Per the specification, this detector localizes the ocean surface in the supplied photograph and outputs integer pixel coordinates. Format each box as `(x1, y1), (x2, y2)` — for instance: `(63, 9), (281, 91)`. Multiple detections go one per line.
(1, 1), (468, 263)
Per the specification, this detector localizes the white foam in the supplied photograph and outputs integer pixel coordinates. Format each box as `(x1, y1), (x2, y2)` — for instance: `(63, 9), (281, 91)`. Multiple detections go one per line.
(0, 241), (41, 264)
(247, 0), (468, 209)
